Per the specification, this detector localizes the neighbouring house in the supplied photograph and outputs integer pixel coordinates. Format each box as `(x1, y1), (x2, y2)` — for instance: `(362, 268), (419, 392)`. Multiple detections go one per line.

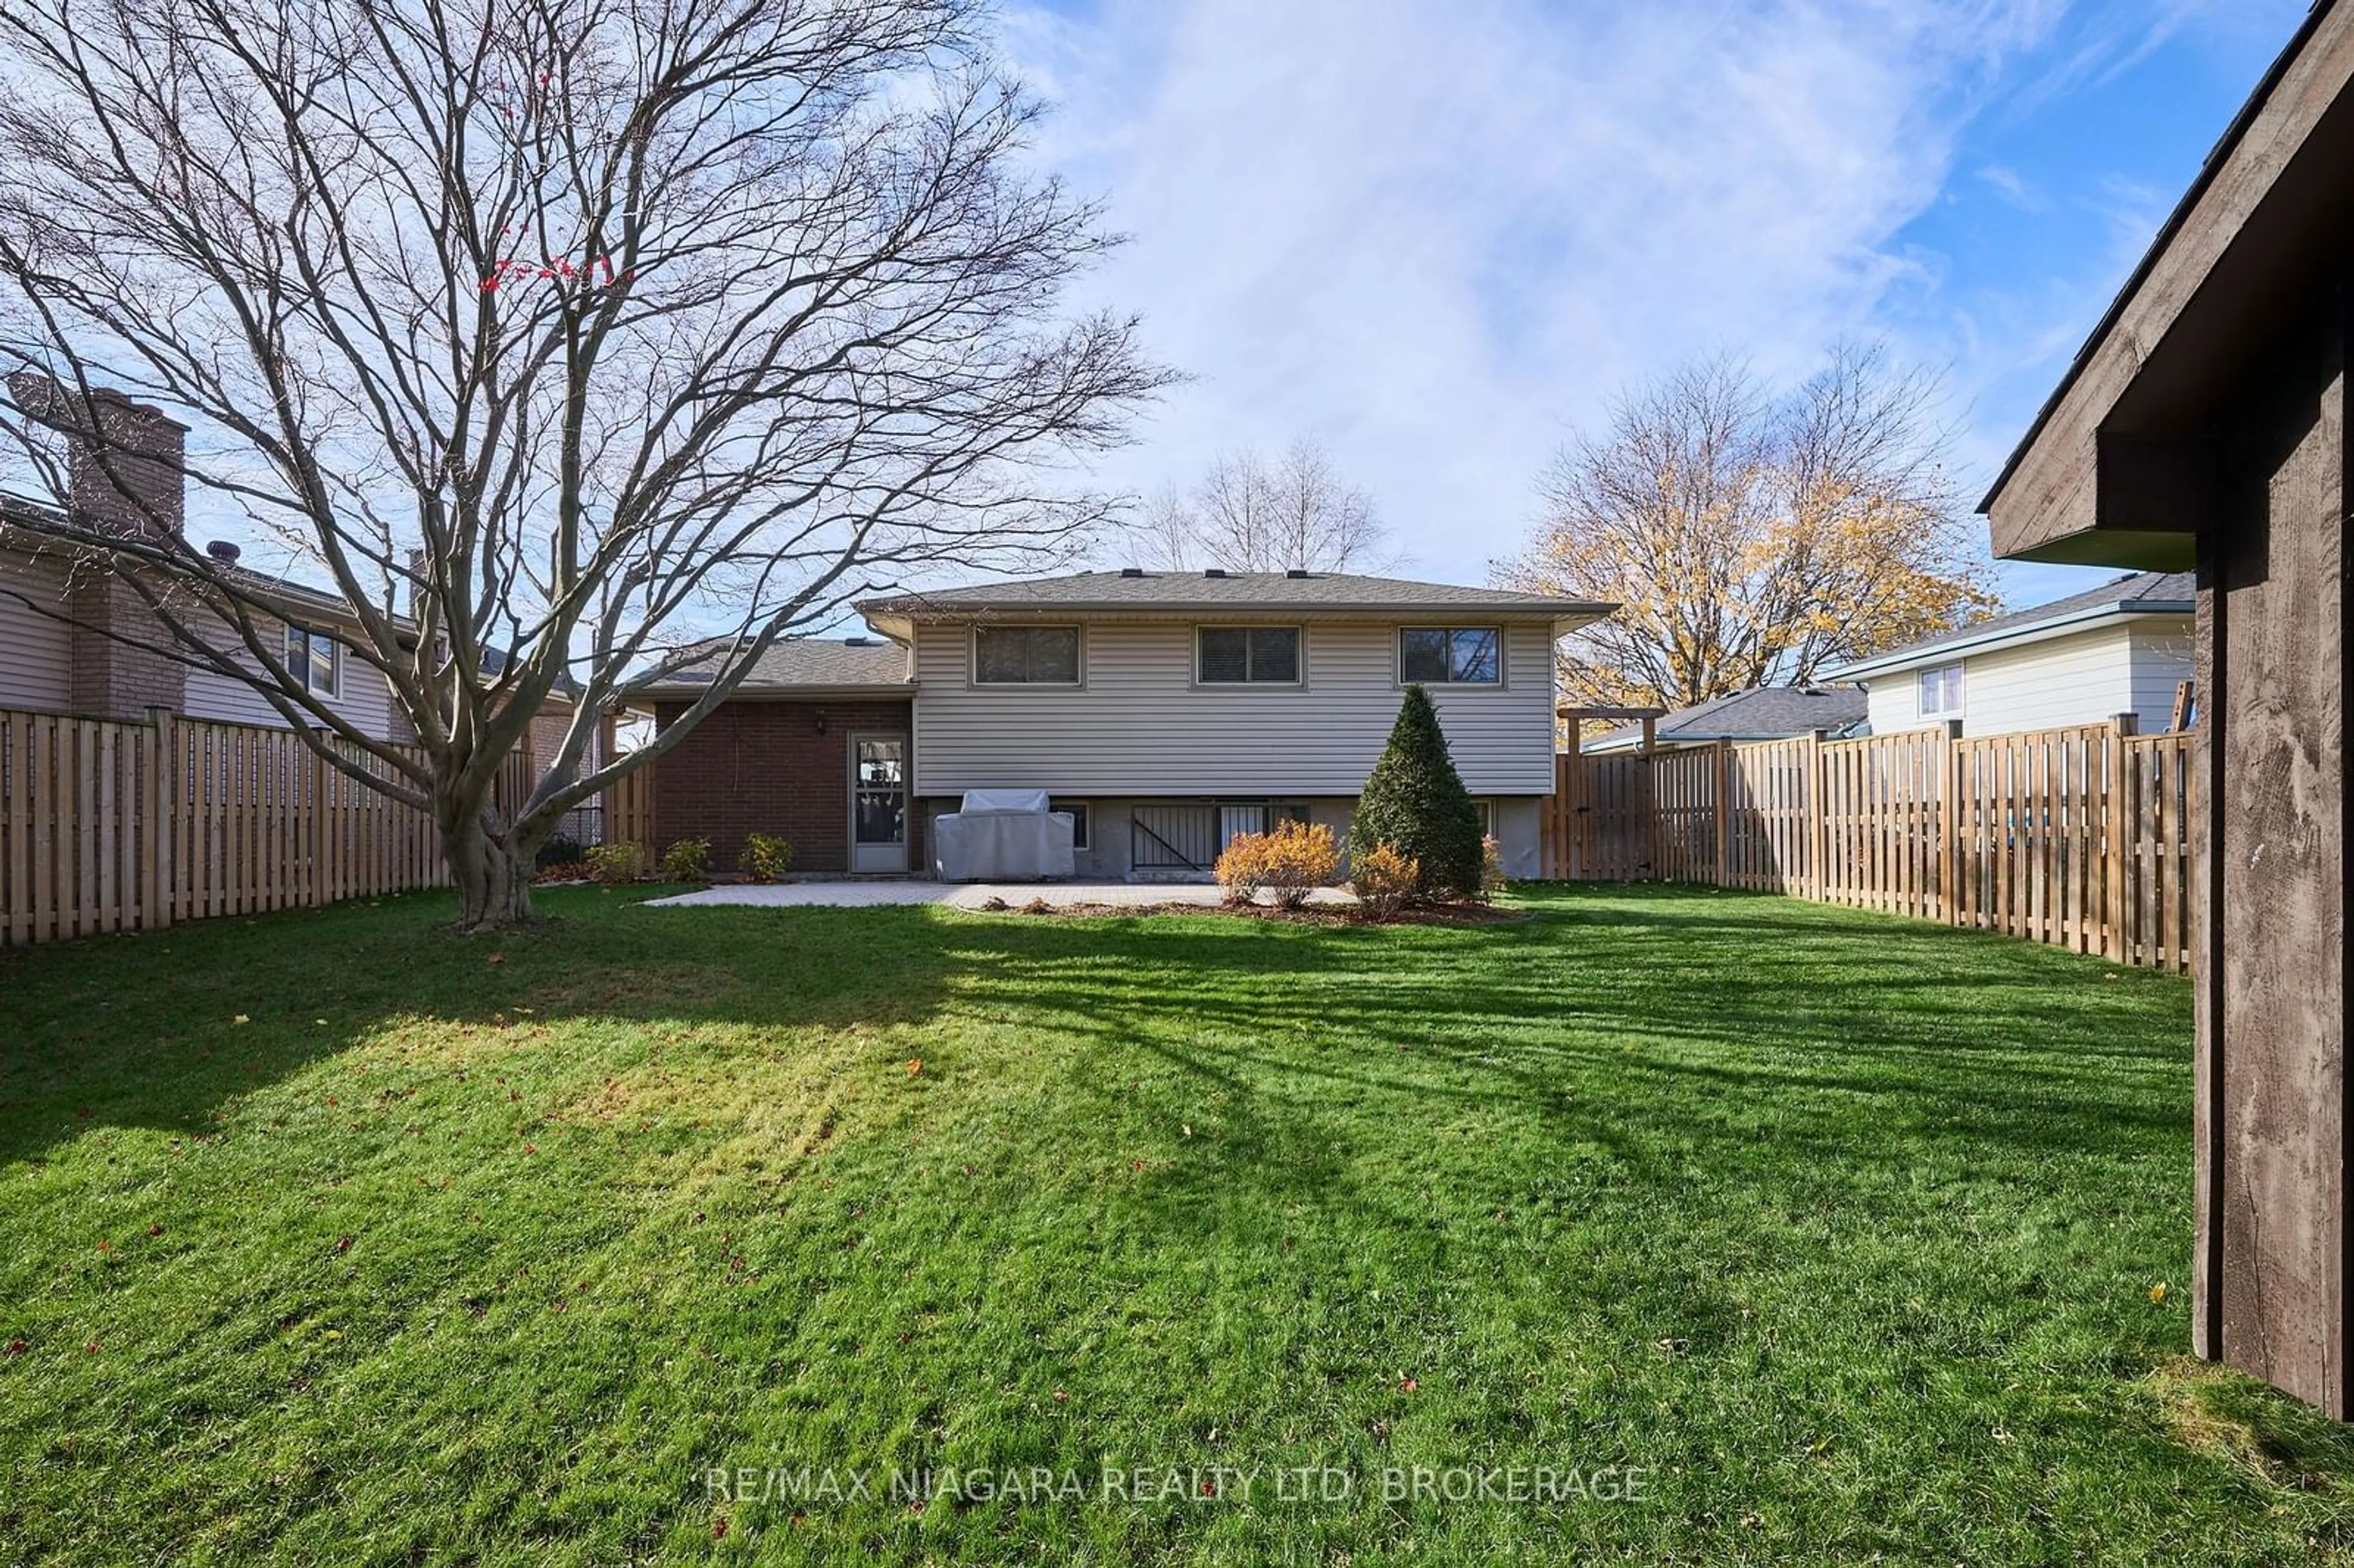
(1582, 685), (1867, 755)
(1823, 571), (2194, 736)
(637, 569), (1612, 879)
(1981, 1), (2350, 1417)
(0, 384), (600, 781)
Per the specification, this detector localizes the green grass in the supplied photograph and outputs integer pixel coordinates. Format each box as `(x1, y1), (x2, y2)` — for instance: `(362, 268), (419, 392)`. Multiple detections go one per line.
(1, 884), (2347, 1564)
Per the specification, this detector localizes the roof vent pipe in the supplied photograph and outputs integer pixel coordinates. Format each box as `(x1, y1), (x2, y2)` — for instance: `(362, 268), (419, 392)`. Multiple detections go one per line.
(1286, 568), (1309, 579)
(1119, 566), (1144, 578)
(205, 539), (241, 564)
(1203, 568), (1227, 579)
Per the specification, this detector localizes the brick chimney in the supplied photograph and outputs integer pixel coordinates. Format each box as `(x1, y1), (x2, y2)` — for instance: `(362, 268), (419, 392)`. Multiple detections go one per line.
(6, 374), (190, 716)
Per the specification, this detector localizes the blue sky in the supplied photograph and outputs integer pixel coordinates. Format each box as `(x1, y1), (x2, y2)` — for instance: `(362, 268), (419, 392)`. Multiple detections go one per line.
(999, 0), (2310, 607)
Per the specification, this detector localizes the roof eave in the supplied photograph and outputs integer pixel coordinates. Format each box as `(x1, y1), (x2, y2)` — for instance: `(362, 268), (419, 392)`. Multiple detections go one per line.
(1981, 0), (2352, 565)
(1825, 600), (2194, 680)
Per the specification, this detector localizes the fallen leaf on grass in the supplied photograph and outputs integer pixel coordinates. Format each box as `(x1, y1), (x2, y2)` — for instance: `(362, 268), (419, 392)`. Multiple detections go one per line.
(1398, 1376), (1419, 1393)
(905, 1059), (923, 1076)
(486, 954), (505, 965)
(232, 1014), (250, 1025)
(2150, 1282), (2168, 1303)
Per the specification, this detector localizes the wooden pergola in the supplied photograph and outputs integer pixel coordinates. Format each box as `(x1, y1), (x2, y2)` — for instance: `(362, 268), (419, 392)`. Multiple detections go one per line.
(1984, 0), (2354, 1418)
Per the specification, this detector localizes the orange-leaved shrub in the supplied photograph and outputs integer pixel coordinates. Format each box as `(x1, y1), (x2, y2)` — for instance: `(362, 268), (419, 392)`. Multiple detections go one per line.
(1478, 834), (1507, 901)
(1214, 820), (1340, 910)
(1349, 841), (1420, 921)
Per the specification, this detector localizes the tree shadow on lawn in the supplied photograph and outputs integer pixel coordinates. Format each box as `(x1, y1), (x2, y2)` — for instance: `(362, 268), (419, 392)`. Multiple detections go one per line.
(0, 880), (2188, 1190)
(0, 886), (967, 1169)
(6, 879), (2327, 1565)
(947, 886), (2192, 1196)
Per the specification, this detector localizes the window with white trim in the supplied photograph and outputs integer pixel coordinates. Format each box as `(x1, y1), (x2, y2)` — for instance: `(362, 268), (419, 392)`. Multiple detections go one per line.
(1917, 662), (1964, 718)
(1196, 626), (1301, 684)
(284, 623), (340, 696)
(1474, 800), (1495, 840)
(973, 625), (1080, 685)
(1400, 627), (1501, 685)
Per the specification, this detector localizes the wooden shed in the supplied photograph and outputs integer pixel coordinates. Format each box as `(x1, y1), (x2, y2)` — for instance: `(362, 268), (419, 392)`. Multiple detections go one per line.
(1983, 0), (2353, 1417)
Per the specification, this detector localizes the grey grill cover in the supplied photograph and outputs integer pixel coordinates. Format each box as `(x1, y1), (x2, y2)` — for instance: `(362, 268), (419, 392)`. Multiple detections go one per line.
(931, 791), (1075, 881)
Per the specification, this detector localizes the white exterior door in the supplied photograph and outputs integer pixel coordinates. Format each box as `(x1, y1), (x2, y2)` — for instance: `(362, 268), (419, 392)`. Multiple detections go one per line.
(850, 734), (908, 873)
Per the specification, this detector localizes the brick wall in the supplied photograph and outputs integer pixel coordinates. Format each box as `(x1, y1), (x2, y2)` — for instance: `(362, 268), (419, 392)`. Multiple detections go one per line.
(67, 569), (186, 718)
(652, 699), (917, 873)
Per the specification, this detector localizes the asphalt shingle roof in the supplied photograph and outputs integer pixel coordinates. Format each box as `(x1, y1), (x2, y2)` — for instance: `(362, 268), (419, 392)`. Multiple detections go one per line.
(655, 636), (911, 692)
(1589, 685), (1868, 752)
(856, 569), (1609, 617)
(1830, 570), (2194, 676)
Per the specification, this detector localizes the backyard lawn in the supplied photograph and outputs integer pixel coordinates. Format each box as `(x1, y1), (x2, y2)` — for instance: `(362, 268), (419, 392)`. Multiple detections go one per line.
(1, 884), (2348, 1564)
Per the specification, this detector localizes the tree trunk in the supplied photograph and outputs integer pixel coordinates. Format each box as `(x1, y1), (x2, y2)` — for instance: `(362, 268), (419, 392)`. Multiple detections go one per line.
(443, 807), (536, 932)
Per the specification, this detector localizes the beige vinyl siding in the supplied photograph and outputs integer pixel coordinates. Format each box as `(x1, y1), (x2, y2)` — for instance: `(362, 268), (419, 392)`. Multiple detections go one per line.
(1959, 625), (2136, 736)
(912, 618), (1558, 795)
(183, 618), (403, 740)
(0, 552), (71, 710)
(2127, 618), (2196, 728)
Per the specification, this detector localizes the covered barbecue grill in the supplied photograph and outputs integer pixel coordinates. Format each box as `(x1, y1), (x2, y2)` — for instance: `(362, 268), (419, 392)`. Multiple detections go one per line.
(930, 790), (1075, 881)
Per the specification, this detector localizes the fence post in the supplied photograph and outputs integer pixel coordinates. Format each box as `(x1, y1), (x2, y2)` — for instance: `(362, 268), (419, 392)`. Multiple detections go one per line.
(2106, 714), (2137, 962)
(1713, 739), (1732, 888)
(1938, 719), (1962, 926)
(1805, 729), (1826, 902)
(312, 729), (334, 909)
(145, 707), (173, 931)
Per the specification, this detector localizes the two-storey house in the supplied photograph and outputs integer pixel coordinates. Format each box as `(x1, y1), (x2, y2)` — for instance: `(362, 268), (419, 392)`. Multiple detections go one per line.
(641, 569), (1612, 880)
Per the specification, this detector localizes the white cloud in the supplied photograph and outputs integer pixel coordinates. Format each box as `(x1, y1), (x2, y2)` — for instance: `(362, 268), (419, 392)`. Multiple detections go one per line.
(1000, 0), (2074, 584)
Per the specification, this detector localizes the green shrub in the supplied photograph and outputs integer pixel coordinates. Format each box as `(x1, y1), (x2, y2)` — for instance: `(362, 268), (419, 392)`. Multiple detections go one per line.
(583, 842), (645, 885)
(658, 838), (712, 882)
(1350, 685), (1484, 898)
(1349, 841), (1420, 922)
(738, 833), (794, 883)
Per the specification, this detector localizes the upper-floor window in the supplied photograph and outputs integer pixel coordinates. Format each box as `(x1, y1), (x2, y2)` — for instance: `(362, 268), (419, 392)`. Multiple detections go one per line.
(1918, 662), (1964, 718)
(1401, 627), (1501, 685)
(973, 625), (1080, 685)
(284, 623), (340, 696)
(1197, 626), (1300, 684)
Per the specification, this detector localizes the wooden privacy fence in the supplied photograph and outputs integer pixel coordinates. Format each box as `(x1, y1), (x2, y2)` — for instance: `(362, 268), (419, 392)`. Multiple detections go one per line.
(1543, 721), (2194, 972)
(600, 757), (656, 859)
(2, 706), (532, 948)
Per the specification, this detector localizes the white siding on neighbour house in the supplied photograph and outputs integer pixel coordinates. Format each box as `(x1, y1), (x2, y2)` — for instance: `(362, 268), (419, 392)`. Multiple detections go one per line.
(1863, 675), (1922, 736)
(1958, 624), (2136, 735)
(1862, 618), (2196, 738)
(2127, 619), (2196, 728)
(0, 552), (70, 710)
(910, 618), (1559, 796)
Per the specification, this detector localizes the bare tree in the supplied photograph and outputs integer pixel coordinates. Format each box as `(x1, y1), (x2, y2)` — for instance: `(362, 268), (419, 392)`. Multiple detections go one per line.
(0, 0), (1170, 929)
(1133, 440), (1398, 573)
(1496, 345), (1996, 712)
